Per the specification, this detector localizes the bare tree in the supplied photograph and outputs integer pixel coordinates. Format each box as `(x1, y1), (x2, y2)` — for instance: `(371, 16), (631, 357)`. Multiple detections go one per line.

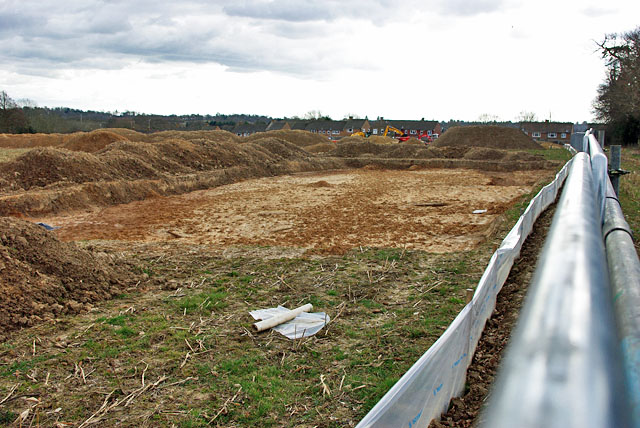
(516, 111), (537, 122)
(593, 27), (640, 144)
(477, 113), (499, 123)
(0, 90), (17, 110)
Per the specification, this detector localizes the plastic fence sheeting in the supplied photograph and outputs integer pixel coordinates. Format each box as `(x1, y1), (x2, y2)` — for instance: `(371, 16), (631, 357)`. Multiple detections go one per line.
(356, 159), (572, 428)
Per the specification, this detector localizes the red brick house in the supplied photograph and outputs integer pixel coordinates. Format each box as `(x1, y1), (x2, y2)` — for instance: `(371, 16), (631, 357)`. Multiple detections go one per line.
(519, 121), (573, 144)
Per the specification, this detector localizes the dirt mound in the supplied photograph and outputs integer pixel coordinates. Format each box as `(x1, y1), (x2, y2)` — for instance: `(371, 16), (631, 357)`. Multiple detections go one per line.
(60, 130), (130, 152)
(245, 137), (312, 160)
(147, 130), (238, 144)
(463, 147), (507, 161)
(0, 217), (134, 336)
(0, 147), (116, 191)
(307, 180), (332, 188)
(339, 135), (397, 145)
(329, 141), (438, 159)
(305, 142), (336, 153)
(0, 133), (66, 148)
(244, 130), (328, 147)
(103, 128), (149, 142)
(433, 126), (541, 150)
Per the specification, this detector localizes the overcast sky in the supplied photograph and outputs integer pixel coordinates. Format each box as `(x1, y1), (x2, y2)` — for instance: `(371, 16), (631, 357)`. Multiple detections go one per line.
(1, 0), (638, 122)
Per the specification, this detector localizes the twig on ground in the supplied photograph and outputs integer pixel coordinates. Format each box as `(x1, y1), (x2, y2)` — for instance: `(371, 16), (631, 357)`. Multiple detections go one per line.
(0, 383), (18, 405)
(320, 375), (331, 397)
(209, 385), (242, 423)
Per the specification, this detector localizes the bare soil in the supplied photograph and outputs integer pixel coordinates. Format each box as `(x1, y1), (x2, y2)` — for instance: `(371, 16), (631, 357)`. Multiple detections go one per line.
(33, 168), (553, 254)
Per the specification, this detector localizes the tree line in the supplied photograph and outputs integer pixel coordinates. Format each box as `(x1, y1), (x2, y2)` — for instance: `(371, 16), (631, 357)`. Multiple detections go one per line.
(594, 27), (640, 145)
(0, 92), (273, 134)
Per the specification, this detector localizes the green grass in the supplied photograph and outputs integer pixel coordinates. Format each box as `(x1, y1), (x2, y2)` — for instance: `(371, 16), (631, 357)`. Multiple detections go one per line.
(526, 147), (573, 163)
(617, 146), (640, 246)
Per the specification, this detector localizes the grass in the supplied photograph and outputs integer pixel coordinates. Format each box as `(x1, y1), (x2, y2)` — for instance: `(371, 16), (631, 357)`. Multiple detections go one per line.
(0, 147), (30, 163)
(0, 245), (488, 427)
(617, 146), (640, 250)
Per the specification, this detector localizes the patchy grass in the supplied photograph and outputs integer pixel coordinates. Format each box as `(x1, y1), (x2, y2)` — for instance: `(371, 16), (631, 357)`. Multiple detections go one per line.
(525, 147), (573, 163)
(618, 146), (640, 251)
(0, 147), (30, 163)
(0, 242), (493, 427)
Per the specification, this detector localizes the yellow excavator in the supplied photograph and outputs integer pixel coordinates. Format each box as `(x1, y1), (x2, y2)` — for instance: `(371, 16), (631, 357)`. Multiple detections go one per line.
(383, 125), (410, 142)
(352, 131), (366, 137)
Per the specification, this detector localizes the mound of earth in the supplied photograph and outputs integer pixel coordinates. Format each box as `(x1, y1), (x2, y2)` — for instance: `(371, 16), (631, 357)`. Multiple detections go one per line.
(0, 147), (115, 191)
(339, 135), (398, 145)
(243, 130), (329, 147)
(0, 217), (135, 336)
(463, 147), (508, 161)
(0, 133), (66, 149)
(305, 142), (337, 153)
(0, 137), (322, 193)
(432, 126), (541, 150)
(104, 128), (149, 142)
(329, 141), (439, 159)
(61, 130), (130, 152)
(147, 130), (238, 144)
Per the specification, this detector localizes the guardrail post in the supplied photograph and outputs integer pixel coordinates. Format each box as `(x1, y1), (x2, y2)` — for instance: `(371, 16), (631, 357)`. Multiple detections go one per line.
(609, 145), (622, 197)
(571, 131), (585, 153)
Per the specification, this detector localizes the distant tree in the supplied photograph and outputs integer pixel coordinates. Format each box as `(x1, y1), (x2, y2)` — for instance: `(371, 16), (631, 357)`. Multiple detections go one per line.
(343, 113), (361, 120)
(516, 111), (538, 122)
(594, 27), (640, 145)
(477, 113), (499, 123)
(0, 90), (17, 110)
(303, 110), (330, 120)
(0, 90), (31, 133)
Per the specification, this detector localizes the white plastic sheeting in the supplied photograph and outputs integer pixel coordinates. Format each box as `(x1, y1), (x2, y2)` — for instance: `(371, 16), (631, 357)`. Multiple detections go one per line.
(249, 306), (329, 339)
(356, 159), (573, 428)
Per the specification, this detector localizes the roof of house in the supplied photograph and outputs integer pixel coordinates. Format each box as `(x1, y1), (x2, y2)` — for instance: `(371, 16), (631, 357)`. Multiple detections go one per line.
(305, 120), (347, 131)
(233, 122), (268, 134)
(519, 121), (573, 134)
(343, 119), (369, 130)
(266, 120), (289, 131)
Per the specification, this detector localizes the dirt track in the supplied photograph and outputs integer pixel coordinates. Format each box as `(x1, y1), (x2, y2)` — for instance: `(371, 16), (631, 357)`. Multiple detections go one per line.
(36, 168), (554, 254)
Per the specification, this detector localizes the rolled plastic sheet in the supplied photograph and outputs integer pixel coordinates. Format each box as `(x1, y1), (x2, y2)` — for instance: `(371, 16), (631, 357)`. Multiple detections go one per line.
(356, 159), (572, 428)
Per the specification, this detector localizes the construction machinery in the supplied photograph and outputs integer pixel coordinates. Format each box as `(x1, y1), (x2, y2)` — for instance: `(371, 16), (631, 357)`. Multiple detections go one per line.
(383, 125), (410, 142)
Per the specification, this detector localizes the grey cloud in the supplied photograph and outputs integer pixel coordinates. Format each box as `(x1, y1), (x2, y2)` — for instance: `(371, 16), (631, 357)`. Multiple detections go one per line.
(436, 0), (506, 17)
(0, 0), (400, 77)
(222, 0), (400, 22)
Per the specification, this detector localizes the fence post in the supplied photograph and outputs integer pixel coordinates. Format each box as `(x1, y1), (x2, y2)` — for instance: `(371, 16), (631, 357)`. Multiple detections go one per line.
(610, 145), (622, 197)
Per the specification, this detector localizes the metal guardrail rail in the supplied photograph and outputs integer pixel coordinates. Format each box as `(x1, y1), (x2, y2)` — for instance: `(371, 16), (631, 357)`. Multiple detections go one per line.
(604, 179), (640, 427)
(480, 152), (631, 428)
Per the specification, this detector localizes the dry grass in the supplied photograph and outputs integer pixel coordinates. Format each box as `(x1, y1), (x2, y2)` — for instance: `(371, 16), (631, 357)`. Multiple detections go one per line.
(0, 148), (31, 163)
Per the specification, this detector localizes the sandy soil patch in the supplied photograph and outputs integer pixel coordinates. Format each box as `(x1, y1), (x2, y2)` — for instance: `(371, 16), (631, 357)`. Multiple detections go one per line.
(36, 168), (554, 254)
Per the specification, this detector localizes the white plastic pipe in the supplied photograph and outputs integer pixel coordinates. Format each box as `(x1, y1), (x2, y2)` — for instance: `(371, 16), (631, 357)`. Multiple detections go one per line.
(253, 303), (313, 332)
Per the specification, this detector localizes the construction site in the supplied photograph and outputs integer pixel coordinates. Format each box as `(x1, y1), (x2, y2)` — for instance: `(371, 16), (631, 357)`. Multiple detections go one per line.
(0, 126), (572, 426)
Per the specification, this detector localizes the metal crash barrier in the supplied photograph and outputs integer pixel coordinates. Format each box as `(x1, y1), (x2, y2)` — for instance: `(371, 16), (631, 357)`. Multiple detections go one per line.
(480, 153), (630, 428)
(357, 131), (640, 428)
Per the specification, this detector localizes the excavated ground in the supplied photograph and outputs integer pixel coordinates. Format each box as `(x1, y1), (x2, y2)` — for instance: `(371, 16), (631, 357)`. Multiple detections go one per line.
(33, 168), (553, 254)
